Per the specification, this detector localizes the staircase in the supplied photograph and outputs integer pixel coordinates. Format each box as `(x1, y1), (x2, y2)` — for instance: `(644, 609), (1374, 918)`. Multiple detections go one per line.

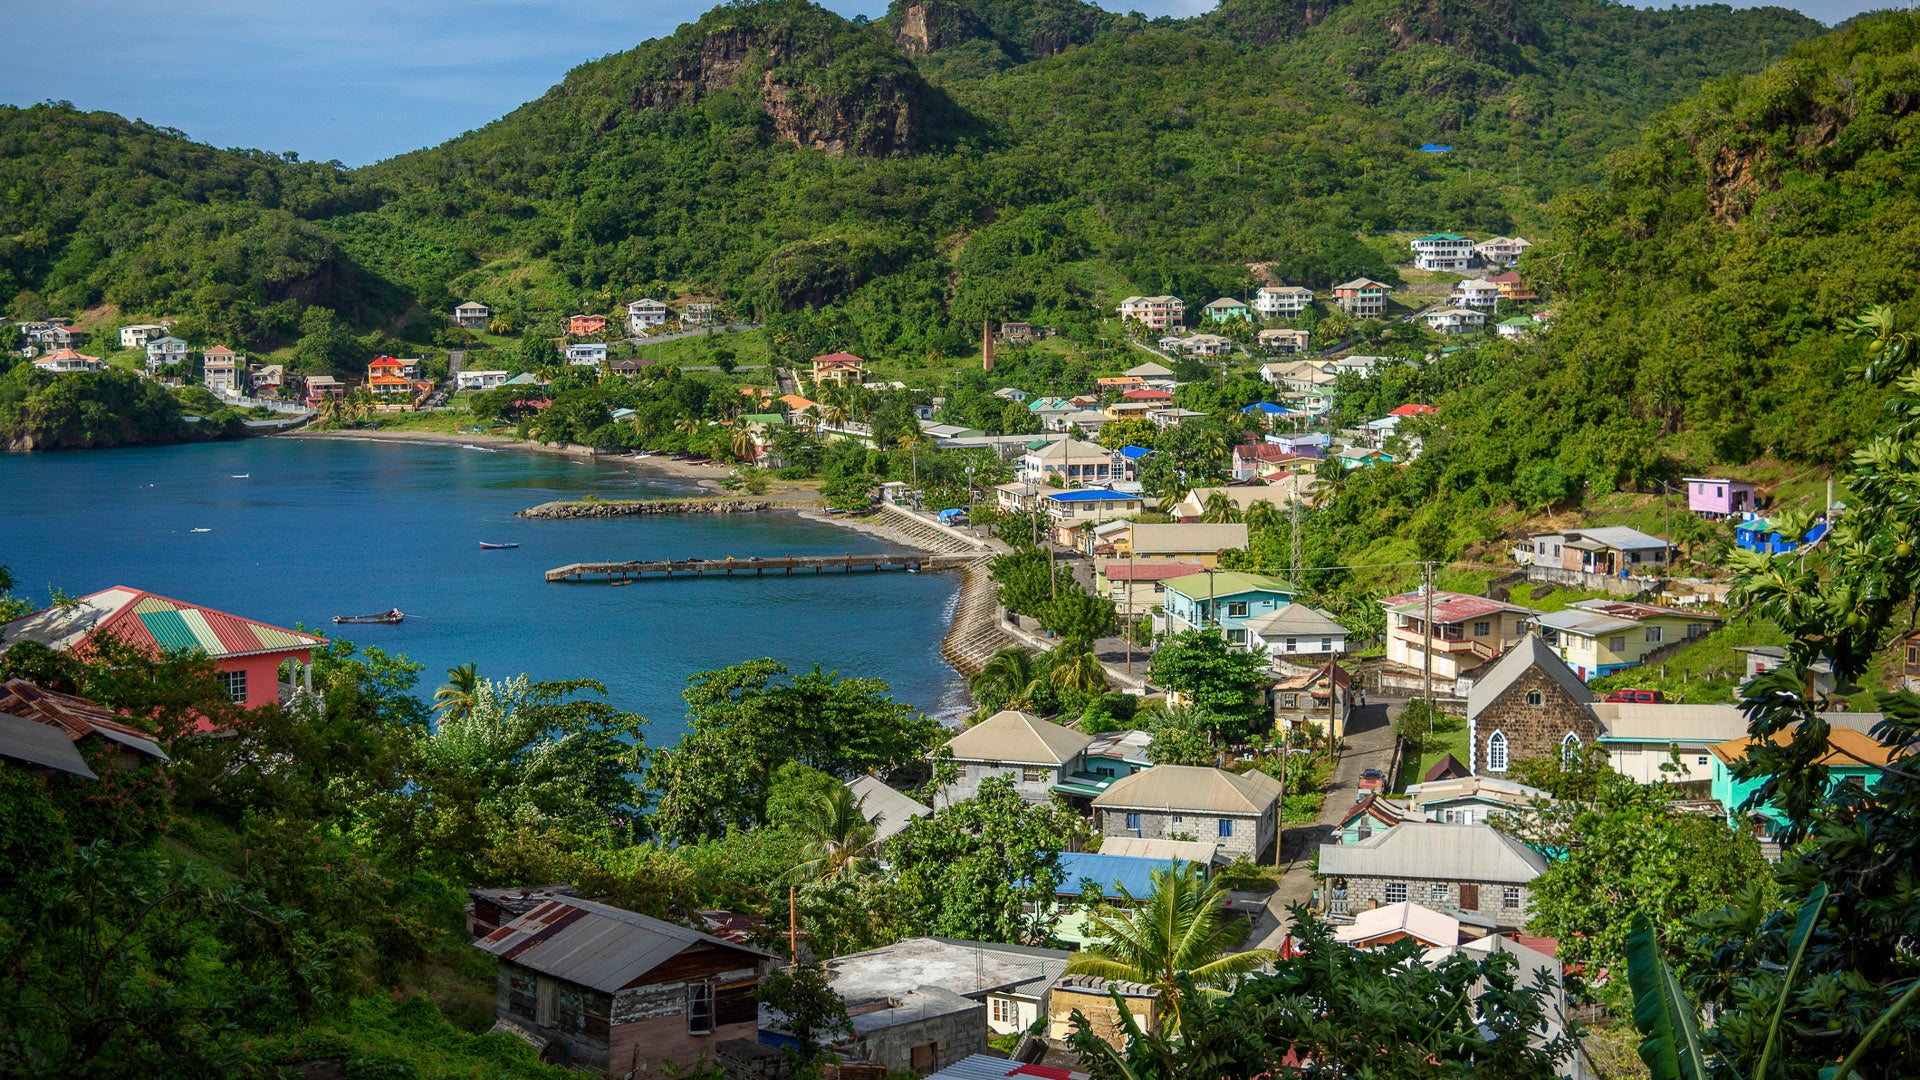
(871, 503), (991, 555)
(941, 560), (1019, 677)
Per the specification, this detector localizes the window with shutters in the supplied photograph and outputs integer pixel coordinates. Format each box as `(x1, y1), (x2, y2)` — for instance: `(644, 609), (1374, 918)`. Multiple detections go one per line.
(1385, 882), (1407, 903)
(1487, 732), (1510, 772)
(1218, 819), (1234, 838)
(1460, 883), (1480, 908)
(991, 997), (1017, 1025)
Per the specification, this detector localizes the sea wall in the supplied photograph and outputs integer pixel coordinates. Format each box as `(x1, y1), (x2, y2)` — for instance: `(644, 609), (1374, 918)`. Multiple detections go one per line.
(518, 498), (772, 519)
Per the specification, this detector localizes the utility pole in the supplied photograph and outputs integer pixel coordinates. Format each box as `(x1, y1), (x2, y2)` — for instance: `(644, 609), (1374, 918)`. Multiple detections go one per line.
(1423, 561), (1435, 734)
(1125, 550), (1136, 675)
(1290, 496), (1303, 588)
(788, 885), (799, 962)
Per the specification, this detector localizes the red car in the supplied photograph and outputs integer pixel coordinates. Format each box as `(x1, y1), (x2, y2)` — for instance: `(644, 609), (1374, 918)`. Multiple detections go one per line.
(1604, 689), (1666, 704)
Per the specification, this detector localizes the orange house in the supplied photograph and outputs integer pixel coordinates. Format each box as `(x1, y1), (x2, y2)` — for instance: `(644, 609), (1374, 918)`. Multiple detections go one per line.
(567, 314), (608, 336)
(0, 587), (328, 722)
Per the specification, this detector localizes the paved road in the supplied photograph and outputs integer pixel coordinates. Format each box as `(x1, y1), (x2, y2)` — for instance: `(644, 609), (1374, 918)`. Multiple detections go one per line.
(1244, 700), (1402, 952)
(628, 322), (760, 348)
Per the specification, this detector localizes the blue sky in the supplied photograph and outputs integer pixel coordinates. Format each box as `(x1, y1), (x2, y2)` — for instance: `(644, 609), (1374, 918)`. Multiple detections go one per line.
(0, 0), (1893, 167)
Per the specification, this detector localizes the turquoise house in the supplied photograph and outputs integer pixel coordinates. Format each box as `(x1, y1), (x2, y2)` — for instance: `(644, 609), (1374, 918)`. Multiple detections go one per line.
(1162, 570), (1296, 648)
(1204, 297), (1250, 323)
(1709, 727), (1893, 831)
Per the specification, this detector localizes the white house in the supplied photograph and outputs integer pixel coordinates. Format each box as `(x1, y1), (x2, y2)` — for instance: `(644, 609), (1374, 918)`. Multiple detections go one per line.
(1252, 285), (1314, 319)
(456, 369), (511, 392)
(1475, 236), (1533, 266)
(565, 342), (608, 366)
(144, 336), (189, 368)
(31, 348), (105, 374)
(1020, 438), (1115, 486)
(1450, 279), (1502, 309)
(1183, 334), (1233, 357)
(1420, 308), (1486, 335)
(1410, 233), (1475, 271)
(202, 346), (240, 396)
(626, 298), (670, 333)
(1246, 604), (1350, 660)
(118, 323), (169, 349)
(452, 301), (490, 329)
(1117, 296), (1184, 331)
(680, 302), (715, 327)
(1257, 328), (1312, 355)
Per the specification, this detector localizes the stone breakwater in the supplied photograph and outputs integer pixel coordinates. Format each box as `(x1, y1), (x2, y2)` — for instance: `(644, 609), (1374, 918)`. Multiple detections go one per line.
(518, 498), (773, 519)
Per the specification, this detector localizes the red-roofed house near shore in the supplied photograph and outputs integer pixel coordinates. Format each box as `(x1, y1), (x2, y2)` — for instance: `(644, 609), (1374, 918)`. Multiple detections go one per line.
(0, 587), (327, 714)
(1378, 589), (1541, 682)
(1096, 560), (1204, 614)
(1389, 403), (1436, 418)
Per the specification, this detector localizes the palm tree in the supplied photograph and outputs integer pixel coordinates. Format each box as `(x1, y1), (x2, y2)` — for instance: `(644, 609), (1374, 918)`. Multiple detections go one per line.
(1047, 646), (1107, 697)
(674, 417), (702, 440)
(1067, 863), (1274, 1032)
(819, 401), (850, 429)
(1244, 499), (1282, 536)
(433, 663), (480, 722)
(785, 784), (878, 881)
(1201, 492), (1242, 524)
(969, 646), (1041, 713)
(730, 427), (758, 462)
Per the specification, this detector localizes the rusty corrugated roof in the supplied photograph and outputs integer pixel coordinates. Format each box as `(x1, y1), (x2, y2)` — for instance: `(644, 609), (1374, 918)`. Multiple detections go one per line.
(475, 896), (773, 993)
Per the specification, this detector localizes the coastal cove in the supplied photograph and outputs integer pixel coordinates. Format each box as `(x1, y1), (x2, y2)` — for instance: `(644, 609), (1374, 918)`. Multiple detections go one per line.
(0, 436), (970, 742)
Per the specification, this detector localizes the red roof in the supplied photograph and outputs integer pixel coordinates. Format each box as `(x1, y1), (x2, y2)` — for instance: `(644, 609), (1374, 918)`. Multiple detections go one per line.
(1234, 442), (1294, 462)
(812, 352), (865, 367)
(1, 585), (326, 663)
(1379, 589), (1529, 624)
(1486, 272), (1523, 285)
(203, 345), (236, 357)
(1101, 561), (1204, 581)
(1122, 388), (1173, 401)
(1388, 403), (1436, 417)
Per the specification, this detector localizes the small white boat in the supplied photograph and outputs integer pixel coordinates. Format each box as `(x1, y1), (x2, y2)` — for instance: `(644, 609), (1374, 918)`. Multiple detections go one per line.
(230, 473), (250, 478)
(461, 444), (499, 453)
(191, 528), (212, 533)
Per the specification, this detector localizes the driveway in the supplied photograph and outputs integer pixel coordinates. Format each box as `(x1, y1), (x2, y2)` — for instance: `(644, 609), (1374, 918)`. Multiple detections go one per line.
(1243, 700), (1401, 951)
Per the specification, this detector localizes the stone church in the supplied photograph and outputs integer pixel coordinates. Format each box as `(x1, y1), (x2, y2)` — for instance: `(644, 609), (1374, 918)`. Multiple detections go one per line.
(1466, 634), (1603, 774)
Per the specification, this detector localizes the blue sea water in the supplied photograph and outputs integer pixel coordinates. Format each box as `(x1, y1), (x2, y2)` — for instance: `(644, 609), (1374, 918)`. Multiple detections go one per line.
(0, 437), (968, 744)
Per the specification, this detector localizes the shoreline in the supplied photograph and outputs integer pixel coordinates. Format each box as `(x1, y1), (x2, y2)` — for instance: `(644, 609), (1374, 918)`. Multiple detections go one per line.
(281, 428), (737, 491)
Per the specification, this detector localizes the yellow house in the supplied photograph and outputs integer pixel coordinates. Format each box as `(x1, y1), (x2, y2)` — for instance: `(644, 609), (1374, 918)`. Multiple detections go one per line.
(1533, 599), (1724, 682)
(1114, 523), (1248, 566)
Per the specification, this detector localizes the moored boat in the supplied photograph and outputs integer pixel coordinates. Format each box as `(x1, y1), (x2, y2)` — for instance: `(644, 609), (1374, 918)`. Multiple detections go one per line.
(334, 608), (404, 625)
(479, 542), (520, 550)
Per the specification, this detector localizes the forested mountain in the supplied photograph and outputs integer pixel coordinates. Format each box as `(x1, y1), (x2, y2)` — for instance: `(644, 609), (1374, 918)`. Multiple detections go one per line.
(0, 0), (1820, 359)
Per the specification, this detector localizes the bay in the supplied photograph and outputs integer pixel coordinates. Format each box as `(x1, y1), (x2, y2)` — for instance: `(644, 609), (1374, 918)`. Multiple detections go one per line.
(0, 437), (968, 744)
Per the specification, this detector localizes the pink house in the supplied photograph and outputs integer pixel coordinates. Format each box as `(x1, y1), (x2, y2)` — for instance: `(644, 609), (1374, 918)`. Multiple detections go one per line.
(0, 587), (327, 722)
(1685, 477), (1756, 520)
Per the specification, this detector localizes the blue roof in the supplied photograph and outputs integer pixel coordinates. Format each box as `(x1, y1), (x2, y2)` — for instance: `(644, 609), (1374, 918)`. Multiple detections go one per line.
(1243, 402), (1290, 415)
(1043, 487), (1139, 504)
(1054, 852), (1184, 899)
(1420, 143), (1453, 153)
(1117, 445), (1153, 460)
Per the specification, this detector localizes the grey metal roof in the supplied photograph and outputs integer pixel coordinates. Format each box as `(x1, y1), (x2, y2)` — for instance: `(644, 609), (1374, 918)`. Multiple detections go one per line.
(1565, 526), (1667, 551)
(846, 775), (930, 841)
(944, 710), (1095, 766)
(1467, 634), (1595, 719)
(475, 896), (773, 993)
(1317, 822), (1549, 884)
(1532, 609), (1640, 638)
(1092, 764), (1281, 815)
(1244, 603), (1348, 639)
(0, 711), (97, 777)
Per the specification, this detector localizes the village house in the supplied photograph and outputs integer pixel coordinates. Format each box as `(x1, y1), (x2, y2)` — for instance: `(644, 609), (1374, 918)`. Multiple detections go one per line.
(467, 884), (579, 939)
(566, 314), (608, 336)
(998, 321), (1037, 343)
(1403, 775), (1551, 825)
(202, 346), (240, 396)
(1337, 446), (1394, 469)
(1020, 437), (1114, 487)
(1272, 659), (1353, 743)
(456, 369), (511, 392)
(1332, 354), (1391, 377)
(301, 374), (344, 408)
(1735, 514), (1828, 554)
(476, 895), (772, 1074)
(1260, 359), (1337, 392)
(1488, 271), (1538, 302)
(250, 364), (284, 394)
(1040, 488), (1144, 545)
(1241, 401), (1293, 430)
(1533, 599), (1722, 681)
(1103, 400), (1158, 424)
(1160, 571), (1296, 647)
(1378, 590), (1541, 682)
(1113, 444), (1152, 482)
(1120, 387), (1173, 407)
(1335, 902), (1462, 950)
(1710, 727), (1896, 836)
(625, 298), (670, 332)
(1257, 328), (1312, 355)
(0, 679), (170, 780)
(1248, 604), (1350, 664)
(118, 323), (169, 350)
(1332, 794), (1426, 846)
(366, 356), (418, 411)
(1266, 431), (1329, 458)
(565, 342), (608, 366)
(811, 938), (1070, 1071)
(1117, 295), (1185, 330)
(32, 348), (105, 374)
(1047, 977), (1162, 1050)
(1685, 476), (1758, 520)
(1518, 525), (1671, 577)
(1332, 277), (1392, 317)
(0, 587), (326, 714)
(1092, 765), (1281, 860)
(1097, 375), (1146, 394)
(992, 386), (1031, 403)
(144, 335), (189, 369)
(1318, 822), (1548, 927)
(1467, 635), (1603, 776)
(1123, 360), (1178, 387)
(809, 351), (866, 387)
(1364, 402), (1436, 449)
(935, 709), (1095, 809)
(1421, 307), (1487, 335)
(1116, 522), (1248, 565)
(1410, 233), (1476, 271)
(1449, 279), (1502, 309)
(1496, 316), (1534, 339)
(1252, 285), (1315, 319)
(994, 480), (1040, 515)
(1096, 560), (1205, 617)
(1475, 236), (1533, 266)
(452, 301), (490, 329)
(680, 302), (715, 327)
(1168, 488), (1277, 523)
(1203, 297), (1249, 323)
(1588, 701), (1750, 784)
(845, 775), (930, 842)
(1182, 333), (1234, 357)
(1047, 851), (1187, 944)
(1148, 406), (1206, 430)
(1225, 441), (1293, 481)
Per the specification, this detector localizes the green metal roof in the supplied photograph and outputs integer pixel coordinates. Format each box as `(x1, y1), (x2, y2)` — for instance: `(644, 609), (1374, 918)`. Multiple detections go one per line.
(1414, 233), (1469, 242)
(1162, 571), (1295, 599)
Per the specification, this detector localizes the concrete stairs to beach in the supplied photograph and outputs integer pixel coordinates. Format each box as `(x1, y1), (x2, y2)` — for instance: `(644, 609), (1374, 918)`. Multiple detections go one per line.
(870, 503), (995, 556)
(847, 505), (1014, 677)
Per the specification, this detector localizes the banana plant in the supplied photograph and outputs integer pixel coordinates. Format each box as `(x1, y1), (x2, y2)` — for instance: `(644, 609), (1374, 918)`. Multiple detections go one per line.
(1627, 884), (1920, 1080)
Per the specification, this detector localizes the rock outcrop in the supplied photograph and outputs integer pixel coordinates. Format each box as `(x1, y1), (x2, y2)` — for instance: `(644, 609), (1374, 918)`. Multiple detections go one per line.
(518, 499), (773, 519)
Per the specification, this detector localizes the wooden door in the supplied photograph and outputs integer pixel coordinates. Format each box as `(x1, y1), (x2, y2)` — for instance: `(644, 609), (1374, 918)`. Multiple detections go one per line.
(1459, 883), (1479, 910)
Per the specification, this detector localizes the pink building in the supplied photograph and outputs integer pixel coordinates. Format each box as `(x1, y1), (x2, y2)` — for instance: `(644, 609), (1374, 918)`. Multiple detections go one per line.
(1685, 477), (1756, 520)
(0, 587), (327, 722)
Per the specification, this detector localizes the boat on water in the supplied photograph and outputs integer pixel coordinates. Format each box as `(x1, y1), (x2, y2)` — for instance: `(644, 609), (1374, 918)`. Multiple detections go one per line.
(190, 527), (212, 533)
(461, 444), (499, 453)
(478, 542), (519, 550)
(334, 609), (404, 625)
(231, 473), (250, 478)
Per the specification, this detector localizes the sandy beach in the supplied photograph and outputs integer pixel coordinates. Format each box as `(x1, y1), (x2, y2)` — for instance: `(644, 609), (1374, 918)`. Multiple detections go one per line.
(285, 428), (752, 493)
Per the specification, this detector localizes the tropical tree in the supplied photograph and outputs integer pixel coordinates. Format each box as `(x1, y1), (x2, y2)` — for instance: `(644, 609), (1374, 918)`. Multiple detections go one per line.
(1201, 491), (1242, 524)
(1243, 499), (1282, 535)
(432, 662), (480, 722)
(969, 646), (1042, 713)
(729, 426), (757, 462)
(785, 783), (878, 882)
(1046, 645), (1107, 698)
(1068, 863), (1273, 1031)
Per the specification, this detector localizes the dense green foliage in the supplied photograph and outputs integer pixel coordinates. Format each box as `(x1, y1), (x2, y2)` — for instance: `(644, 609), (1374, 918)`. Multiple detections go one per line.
(0, 360), (244, 450)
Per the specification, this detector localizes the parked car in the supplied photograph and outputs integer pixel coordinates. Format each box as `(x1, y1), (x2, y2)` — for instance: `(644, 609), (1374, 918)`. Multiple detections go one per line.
(1604, 689), (1666, 704)
(1357, 767), (1386, 793)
